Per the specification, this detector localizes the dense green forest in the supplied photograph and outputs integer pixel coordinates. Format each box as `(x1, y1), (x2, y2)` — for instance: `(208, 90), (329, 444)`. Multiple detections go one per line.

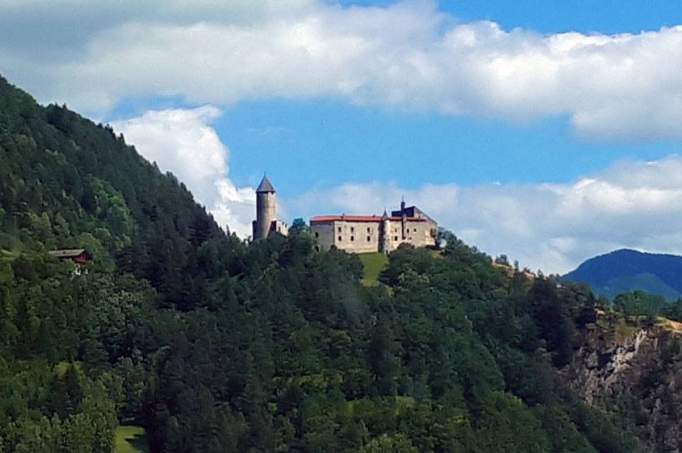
(0, 75), (638, 452)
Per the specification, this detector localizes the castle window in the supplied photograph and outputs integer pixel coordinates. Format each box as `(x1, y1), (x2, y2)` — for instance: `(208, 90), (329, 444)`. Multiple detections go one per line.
(413, 228), (417, 232)
(338, 236), (342, 242)
(350, 236), (355, 242)
(338, 227), (342, 233)
(394, 236), (398, 241)
(367, 227), (371, 233)
(350, 227), (354, 233)
(315, 232), (319, 238)
(367, 236), (371, 242)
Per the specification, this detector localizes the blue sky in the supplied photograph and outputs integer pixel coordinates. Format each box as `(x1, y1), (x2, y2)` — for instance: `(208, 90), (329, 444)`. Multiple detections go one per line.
(215, 100), (678, 195)
(3, 0), (682, 272)
(344, 0), (682, 34)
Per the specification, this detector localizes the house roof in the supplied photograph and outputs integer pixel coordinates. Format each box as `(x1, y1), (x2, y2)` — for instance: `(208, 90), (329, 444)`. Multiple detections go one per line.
(256, 175), (276, 193)
(391, 205), (437, 224)
(48, 249), (87, 258)
(310, 215), (426, 223)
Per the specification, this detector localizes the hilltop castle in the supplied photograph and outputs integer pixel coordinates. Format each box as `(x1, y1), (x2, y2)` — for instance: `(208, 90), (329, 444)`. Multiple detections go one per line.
(252, 176), (438, 253)
(310, 201), (438, 253)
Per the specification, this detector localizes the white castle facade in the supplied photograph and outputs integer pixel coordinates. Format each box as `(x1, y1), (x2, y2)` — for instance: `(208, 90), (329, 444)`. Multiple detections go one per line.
(310, 201), (438, 253)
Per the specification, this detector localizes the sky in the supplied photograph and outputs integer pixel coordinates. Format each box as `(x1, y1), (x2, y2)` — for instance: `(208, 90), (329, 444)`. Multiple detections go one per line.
(3, 0), (682, 273)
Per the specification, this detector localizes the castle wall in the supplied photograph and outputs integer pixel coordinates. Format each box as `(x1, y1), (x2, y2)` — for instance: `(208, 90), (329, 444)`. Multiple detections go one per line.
(399, 219), (437, 248)
(311, 218), (437, 253)
(273, 219), (288, 236)
(311, 222), (336, 251)
(335, 221), (381, 253)
(311, 220), (381, 253)
(379, 220), (435, 251)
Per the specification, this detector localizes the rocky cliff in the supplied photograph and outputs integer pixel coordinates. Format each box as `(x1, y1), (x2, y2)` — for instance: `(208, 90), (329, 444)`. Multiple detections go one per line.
(565, 316), (682, 452)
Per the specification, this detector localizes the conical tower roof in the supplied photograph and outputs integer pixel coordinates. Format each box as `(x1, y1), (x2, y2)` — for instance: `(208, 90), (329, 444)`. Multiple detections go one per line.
(256, 175), (276, 193)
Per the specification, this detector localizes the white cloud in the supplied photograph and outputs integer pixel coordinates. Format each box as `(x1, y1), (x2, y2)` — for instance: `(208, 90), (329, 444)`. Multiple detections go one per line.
(287, 155), (682, 274)
(3, 1), (682, 139)
(111, 106), (255, 237)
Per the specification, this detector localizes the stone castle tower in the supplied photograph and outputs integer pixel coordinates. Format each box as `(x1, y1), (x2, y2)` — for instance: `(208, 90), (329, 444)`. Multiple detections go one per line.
(252, 175), (288, 240)
(380, 209), (391, 254)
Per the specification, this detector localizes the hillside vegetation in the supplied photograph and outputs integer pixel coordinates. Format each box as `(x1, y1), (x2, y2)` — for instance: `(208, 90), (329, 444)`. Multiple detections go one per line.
(0, 75), (638, 452)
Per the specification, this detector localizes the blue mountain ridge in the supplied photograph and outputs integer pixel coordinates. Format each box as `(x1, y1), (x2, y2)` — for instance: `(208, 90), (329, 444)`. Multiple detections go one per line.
(563, 249), (682, 300)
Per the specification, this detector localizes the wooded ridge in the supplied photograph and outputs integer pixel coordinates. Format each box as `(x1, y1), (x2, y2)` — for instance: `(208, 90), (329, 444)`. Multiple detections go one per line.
(0, 75), (643, 452)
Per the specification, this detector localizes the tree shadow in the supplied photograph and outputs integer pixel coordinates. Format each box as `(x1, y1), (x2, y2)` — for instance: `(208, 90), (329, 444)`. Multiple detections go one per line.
(127, 433), (150, 453)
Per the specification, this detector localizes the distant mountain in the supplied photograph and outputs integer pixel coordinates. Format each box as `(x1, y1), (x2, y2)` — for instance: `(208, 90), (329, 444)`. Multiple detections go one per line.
(563, 249), (682, 300)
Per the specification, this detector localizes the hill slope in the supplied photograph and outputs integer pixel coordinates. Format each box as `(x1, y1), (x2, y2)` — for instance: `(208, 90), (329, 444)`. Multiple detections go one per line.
(0, 75), (639, 452)
(566, 316), (682, 452)
(564, 249), (682, 300)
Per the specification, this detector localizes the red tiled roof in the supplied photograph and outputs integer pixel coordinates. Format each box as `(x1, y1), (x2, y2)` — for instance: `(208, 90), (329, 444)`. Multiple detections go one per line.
(311, 215), (381, 223)
(310, 215), (426, 223)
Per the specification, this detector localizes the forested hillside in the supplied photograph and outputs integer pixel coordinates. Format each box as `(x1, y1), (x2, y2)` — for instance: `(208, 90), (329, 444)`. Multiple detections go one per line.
(564, 249), (682, 300)
(0, 75), (638, 452)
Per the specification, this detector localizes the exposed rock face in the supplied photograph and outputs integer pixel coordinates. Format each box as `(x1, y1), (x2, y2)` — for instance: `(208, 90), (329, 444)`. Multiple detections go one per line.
(565, 319), (682, 452)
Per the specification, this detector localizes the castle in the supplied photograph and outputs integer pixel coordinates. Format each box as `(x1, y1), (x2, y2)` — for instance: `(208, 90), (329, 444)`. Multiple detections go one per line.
(252, 176), (438, 253)
(252, 175), (288, 240)
(310, 201), (438, 253)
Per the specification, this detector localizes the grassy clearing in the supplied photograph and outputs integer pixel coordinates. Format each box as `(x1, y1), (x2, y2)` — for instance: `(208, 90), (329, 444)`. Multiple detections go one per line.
(657, 317), (682, 334)
(0, 249), (17, 261)
(358, 252), (388, 287)
(430, 249), (443, 258)
(614, 318), (640, 342)
(54, 361), (82, 378)
(115, 425), (149, 453)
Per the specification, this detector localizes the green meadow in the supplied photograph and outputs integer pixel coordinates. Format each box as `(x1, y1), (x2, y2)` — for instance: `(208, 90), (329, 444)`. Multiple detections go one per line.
(114, 425), (149, 453)
(359, 252), (388, 286)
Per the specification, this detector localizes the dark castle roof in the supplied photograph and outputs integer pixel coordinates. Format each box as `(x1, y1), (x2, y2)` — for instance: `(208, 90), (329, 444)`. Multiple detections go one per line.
(256, 175), (276, 193)
(391, 205), (436, 224)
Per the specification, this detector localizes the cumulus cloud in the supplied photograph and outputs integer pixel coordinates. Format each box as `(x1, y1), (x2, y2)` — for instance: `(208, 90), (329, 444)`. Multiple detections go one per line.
(111, 106), (255, 236)
(288, 156), (682, 274)
(2, 1), (682, 139)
